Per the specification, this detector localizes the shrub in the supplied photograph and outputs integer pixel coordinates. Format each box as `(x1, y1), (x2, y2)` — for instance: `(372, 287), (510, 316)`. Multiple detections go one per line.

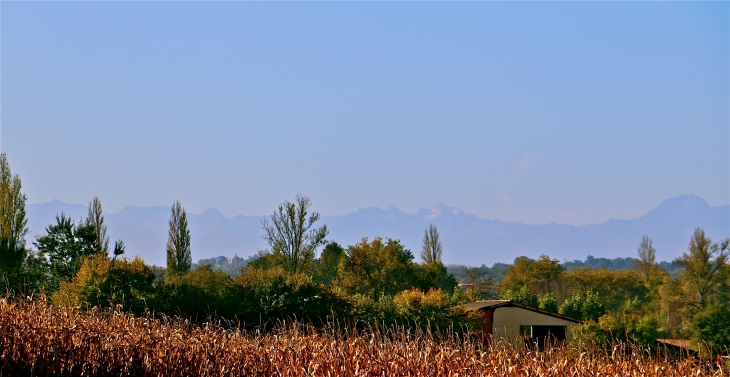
(693, 304), (730, 351)
(52, 255), (155, 314)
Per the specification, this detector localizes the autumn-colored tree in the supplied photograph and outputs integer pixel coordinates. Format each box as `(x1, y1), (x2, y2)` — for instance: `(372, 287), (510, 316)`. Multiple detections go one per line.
(337, 237), (416, 300)
(0, 153), (28, 276)
(499, 255), (565, 298)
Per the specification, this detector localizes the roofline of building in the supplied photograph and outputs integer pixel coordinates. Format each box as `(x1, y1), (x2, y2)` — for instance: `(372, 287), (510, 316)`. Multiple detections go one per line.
(462, 300), (582, 324)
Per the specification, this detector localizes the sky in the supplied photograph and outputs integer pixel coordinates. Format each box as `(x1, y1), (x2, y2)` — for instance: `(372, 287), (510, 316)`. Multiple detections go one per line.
(1, 2), (728, 225)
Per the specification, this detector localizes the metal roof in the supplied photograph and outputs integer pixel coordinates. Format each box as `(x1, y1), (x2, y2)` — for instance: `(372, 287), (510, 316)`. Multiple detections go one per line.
(463, 300), (512, 311)
(461, 300), (581, 324)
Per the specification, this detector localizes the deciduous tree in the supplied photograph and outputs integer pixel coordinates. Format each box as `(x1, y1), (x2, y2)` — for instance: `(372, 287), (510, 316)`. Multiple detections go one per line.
(261, 194), (328, 275)
(338, 237), (415, 300)
(0, 153), (28, 274)
(420, 224), (442, 264)
(673, 228), (729, 311)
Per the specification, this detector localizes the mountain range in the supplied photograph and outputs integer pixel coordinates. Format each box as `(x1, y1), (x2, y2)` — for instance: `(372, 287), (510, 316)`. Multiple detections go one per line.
(25, 195), (729, 267)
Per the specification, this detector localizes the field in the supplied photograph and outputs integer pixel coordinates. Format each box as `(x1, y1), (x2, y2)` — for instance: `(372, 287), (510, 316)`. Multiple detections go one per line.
(0, 298), (725, 377)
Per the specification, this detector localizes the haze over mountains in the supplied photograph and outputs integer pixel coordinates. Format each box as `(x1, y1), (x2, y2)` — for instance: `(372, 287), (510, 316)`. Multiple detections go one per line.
(25, 195), (729, 267)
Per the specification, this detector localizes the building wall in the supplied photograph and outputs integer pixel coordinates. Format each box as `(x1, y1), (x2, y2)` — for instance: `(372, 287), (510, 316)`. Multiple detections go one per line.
(491, 307), (577, 341)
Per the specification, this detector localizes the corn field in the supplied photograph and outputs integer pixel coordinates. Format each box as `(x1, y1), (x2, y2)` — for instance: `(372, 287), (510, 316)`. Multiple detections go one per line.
(0, 298), (725, 377)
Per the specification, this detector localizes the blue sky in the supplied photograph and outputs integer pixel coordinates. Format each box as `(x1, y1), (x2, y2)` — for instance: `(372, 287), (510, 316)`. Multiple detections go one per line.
(2, 2), (728, 225)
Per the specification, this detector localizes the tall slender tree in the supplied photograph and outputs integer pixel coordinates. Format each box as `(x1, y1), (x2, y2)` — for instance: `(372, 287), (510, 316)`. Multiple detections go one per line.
(673, 228), (729, 310)
(166, 200), (192, 275)
(420, 224), (442, 264)
(86, 196), (110, 255)
(262, 194), (328, 275)
(636, 235), (658, 286)
(0, 153), (28, 273)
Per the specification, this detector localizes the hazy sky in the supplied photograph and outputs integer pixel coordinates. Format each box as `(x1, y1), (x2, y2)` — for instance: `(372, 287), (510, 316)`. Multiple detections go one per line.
(2, 2), (728, 225)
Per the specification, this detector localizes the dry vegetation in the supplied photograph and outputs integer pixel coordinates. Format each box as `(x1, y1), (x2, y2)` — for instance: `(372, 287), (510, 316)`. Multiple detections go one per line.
(0, 298), (725, 377)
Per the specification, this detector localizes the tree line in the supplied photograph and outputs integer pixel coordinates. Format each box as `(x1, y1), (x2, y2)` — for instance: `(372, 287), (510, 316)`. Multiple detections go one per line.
(0, 153), (728, 352)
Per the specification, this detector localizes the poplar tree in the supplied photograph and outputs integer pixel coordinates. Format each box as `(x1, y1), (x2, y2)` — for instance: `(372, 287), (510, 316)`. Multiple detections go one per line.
(0, 153), (28, 273)
(636, 235), (660, 287)
(166, 200), (192, 276)
(86, 196), (110, 255)
(420, 224), (443, 264)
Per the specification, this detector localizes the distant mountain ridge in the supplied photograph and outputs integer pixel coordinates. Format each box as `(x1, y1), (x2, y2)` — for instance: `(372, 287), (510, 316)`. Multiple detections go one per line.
(25, 195), (729, 266)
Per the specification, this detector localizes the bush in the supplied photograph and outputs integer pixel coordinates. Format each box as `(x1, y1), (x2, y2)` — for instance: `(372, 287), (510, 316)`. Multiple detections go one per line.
(693, 304), (730, 351)
(52, 255), (155, 314)
(538, 292), (558, 313)
(573, 311), (659, 349)
(559, 291), (606, 321)
(502, 286), (538, 308)
(231, 267), (351, 327)
(393, 288), (457, 329)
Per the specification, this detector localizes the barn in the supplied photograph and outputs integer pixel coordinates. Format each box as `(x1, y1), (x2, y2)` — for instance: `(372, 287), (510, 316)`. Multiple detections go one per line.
(463, 300), (580, 347)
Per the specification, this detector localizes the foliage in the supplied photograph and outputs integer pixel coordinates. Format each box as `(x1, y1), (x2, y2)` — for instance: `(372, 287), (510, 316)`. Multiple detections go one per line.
(34, 213), (105, 289)
(392, 288), (461, 329)
(501, 285), (539, 309)
(693, 304), (730, 351)
(573, 312), (659, 350)
(87, 196), (110, 255)
(673, 228), (729, 311)
(313, 242), (344, 286)
(261, 194), (328, 275)
(53, 255), (156, 315)
(563, 255), (639, 271)
(231, 266), (351, 326)
(565, 267), (647, 313)
(636, 235), (660, 286)
(414, 261), (458, 295)
(460, 266), (497, 301)
(0, 154), (29, 275)
(420, 224), (442, 264)
(559, 291), (606, 322)
(166, 200), (192, 276)
(500, 255), (564, 299)
(538, 292), (558, 313)
(160, 265), (235, 319)
(337, 237), (416, 300)
(447, 263), (509, 285)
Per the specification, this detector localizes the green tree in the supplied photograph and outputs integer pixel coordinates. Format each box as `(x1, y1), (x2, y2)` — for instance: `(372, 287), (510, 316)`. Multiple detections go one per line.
(538, 292), (558, 313)
(565, 267), (647, 313)
(338, 237), (416, 300)
(415, 261), (458, 295)
(314, 241), (344, 286)
(673, 228), (729, 311)
(559, 290), (606, 321)
(112, 240), (126, 263)
(636, 235), (660, 286)
(261, 194), (328, 275)
(500, 255), (565, 298)
(166, 200), (192, 276)
(86, 196), (109, 255)
(693, 304), (730, 350)
(34, 213), (105, 289)
(502, 285), (538, 308)
(420, 224), (442, 264)
(52, 254), (155, 314)
(0, 153), (29, 276)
